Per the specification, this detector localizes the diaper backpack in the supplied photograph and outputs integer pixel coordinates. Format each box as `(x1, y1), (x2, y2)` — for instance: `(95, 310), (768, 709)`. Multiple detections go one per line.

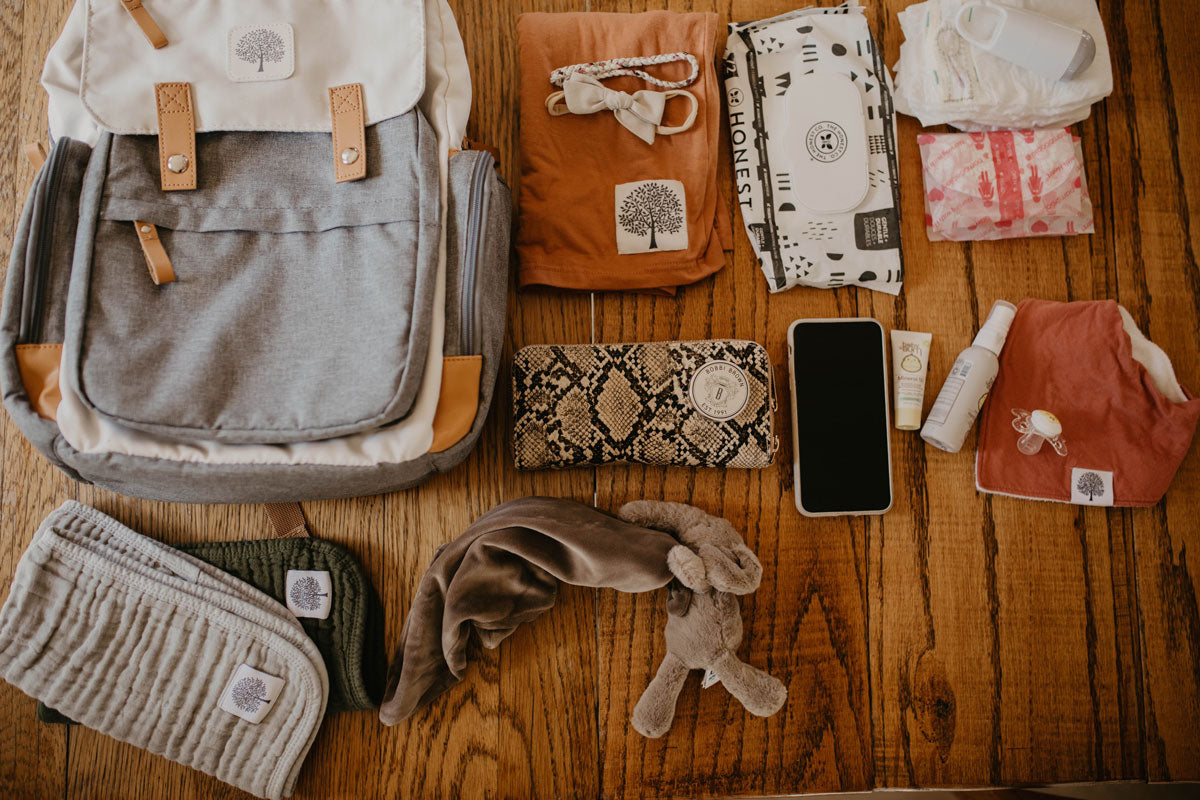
(1, 0), (512, 503)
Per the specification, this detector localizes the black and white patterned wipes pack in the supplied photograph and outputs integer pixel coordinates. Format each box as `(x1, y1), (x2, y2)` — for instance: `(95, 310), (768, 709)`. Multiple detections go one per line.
(724, 3), (903, 295)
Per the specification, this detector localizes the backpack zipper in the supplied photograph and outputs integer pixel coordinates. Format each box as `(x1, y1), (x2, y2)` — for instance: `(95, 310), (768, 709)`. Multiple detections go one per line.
(20, 139), (69, 344)
(459, 151), (494, 355)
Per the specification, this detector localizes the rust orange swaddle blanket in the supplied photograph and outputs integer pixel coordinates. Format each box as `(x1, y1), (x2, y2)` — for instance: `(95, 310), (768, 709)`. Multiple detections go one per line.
(516, 12), (731, 293)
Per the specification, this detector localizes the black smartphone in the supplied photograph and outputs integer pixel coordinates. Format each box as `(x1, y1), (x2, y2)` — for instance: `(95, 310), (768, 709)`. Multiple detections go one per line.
(787, 318), (892, 516)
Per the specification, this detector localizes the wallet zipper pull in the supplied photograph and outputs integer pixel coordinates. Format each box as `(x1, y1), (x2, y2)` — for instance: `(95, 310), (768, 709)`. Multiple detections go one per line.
(120, 0), (169, 49)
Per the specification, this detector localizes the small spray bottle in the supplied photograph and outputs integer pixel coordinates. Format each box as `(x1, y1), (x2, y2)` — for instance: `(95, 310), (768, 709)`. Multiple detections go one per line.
(921, 300), (1017, 453)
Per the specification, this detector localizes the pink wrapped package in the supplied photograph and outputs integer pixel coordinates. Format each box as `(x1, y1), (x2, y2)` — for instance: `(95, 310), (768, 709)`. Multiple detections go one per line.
(918, 128), (1094, 242)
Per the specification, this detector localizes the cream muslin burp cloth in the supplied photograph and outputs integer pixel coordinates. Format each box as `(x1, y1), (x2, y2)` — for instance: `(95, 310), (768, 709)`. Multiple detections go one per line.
(0, 501), (328, 799)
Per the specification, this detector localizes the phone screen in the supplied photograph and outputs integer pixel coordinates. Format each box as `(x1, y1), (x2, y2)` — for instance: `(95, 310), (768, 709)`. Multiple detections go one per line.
(790, 320), (892, 515)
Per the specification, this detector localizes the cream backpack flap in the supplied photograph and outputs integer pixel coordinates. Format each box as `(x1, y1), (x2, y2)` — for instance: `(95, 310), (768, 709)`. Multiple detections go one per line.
(2, 0), (512, 503)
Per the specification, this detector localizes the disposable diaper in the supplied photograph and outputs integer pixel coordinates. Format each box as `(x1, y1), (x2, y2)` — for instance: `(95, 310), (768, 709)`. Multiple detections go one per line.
(893, 0), (1112, 130)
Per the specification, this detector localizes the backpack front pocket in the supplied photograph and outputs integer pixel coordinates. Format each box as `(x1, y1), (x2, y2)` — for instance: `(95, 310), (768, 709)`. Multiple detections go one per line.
(66, 111), (440, 444)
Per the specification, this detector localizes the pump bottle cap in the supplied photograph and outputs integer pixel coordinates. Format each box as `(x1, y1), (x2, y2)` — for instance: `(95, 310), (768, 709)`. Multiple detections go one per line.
(972, 300), (1017, 356)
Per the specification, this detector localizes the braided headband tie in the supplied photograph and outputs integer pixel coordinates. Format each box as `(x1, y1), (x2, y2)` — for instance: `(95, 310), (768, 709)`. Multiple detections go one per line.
(550, 52), (700, 89)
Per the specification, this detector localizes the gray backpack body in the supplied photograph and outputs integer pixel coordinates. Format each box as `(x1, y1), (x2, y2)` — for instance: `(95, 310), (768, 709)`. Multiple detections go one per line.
(1, 0), (511, 503)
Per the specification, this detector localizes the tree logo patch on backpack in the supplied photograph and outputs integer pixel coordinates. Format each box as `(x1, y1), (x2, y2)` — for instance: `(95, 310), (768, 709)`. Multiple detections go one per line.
(219, 664), (285, 724)
(285, 570), (332, 619)
(615, 180), (688, 255)
(228, 23), (295, 83)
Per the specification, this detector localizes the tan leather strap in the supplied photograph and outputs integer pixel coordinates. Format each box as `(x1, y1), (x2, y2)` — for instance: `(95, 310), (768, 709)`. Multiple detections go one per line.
(430, 355), (483, 452)
(155, 82), (196, 191)
(329, 83), (366, 183)
(463, 139), (501, 164)
(121, 0), (168, 49)
(15, 344), (63, 421)
(23, 141), (47, 169)
(263, 502), (311, 539)
(134, 221), (175, 285)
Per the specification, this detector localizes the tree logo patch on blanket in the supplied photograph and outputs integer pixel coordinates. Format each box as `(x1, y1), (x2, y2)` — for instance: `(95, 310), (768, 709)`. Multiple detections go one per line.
(220, 664), (285, 724)
(286, 570), (333, 619)
(616, 180), (688, 254)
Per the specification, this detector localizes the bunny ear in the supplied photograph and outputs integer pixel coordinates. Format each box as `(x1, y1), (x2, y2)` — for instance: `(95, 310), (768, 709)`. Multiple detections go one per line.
(666, 545), (710, 592)
(700, 543), (763, 595)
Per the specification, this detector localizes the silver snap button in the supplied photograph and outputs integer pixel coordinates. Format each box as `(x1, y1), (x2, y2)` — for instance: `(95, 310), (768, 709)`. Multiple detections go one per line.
(166, 154), (189, 173)
(340, 147), (359, 165)
(140, 225), (152, 234)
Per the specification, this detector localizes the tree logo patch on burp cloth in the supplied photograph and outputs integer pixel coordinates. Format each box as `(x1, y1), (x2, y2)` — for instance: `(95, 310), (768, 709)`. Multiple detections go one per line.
(286, 570), (333, 619)
(220, 664), (285, 724)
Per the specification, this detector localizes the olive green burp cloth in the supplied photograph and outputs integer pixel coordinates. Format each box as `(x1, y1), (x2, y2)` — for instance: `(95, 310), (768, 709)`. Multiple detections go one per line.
(180, 538), (387, 713)
(41, 537), (384, 723)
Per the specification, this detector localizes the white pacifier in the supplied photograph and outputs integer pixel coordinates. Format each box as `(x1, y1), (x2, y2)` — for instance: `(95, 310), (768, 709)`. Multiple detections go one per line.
(1011, 408), (1067, 456)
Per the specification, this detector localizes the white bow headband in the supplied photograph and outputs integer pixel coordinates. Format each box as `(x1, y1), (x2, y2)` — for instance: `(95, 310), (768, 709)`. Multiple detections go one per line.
(545, 73), (699, 145)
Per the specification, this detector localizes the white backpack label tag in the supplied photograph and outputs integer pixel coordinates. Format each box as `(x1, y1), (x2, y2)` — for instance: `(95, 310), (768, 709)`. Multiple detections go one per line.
(228, 24), (295, 83)
(615, 180), (688, 254)
(1071, 468), (1113, 506)
(219, 664), (284, 724)
(701, 669), (720, 689)
(286, 570), (332, 619)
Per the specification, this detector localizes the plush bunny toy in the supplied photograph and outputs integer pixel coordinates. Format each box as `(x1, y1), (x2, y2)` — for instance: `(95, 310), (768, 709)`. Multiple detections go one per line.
(618, 501), (788, 738)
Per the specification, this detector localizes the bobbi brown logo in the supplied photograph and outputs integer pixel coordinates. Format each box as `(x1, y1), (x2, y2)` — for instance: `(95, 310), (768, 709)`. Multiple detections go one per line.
(689, 361), (750, 421)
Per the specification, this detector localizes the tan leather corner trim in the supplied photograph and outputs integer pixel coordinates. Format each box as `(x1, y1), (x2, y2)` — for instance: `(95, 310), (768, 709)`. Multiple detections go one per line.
(155, 82), (196, 191)
(134, 221), (176, 285)
(121, 0), (169, 49)
(15, 344), (63, 421)
(430, 355), (483, 453)
(329, 83), (366, 183)
(263, 502), (311, 539)
(23, 141), (47, 169)
(464, 139), (501, 163)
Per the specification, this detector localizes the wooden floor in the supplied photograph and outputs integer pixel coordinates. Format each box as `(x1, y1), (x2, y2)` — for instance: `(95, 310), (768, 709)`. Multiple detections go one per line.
(1, 0), (1199, 798)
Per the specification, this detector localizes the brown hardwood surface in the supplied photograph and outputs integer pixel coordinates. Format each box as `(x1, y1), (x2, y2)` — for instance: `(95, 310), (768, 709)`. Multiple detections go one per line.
(0, 0), (1197, 797)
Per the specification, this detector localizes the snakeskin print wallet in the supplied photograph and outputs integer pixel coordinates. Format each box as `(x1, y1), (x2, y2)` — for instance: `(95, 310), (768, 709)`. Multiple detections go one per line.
(512, 340), (778, 470)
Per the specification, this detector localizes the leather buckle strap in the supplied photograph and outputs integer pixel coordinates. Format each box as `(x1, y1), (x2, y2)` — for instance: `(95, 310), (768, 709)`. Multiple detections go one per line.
(155, 82), (196, 191)
(121, 0), (169, 49)
(329, 83), (367, 183)
(134, 221), (175, 285)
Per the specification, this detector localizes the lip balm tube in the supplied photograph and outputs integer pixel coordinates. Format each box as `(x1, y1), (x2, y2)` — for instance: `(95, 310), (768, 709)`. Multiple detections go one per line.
(890, 331), (933, 430)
